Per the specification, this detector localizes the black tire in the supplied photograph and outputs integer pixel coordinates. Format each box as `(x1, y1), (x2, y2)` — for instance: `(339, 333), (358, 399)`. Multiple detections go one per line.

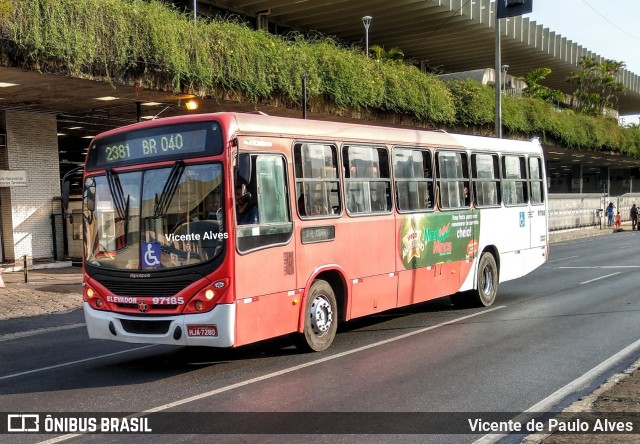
(293, 280), (338, 352)
(451, 253), (498, 308)
(470, 253), (498, 307)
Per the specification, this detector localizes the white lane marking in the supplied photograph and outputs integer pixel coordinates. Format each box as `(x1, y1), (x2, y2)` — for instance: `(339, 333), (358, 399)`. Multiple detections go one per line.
(38, 306), (506, 444)
(0, 346), (156, 381)
(546, 255), (579, 263)
(556, 266), (640, 269)
(580, 272), (621, 285)
(0, 323), (85, 342)
(473, 336), (640, 444)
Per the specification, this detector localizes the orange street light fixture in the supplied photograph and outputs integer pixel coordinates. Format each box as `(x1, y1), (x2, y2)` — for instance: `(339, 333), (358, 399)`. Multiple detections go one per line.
(185, 99), (199, 111)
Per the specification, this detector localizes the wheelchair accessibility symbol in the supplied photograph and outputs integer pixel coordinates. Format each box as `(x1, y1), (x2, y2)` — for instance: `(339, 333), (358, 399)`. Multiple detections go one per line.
(142, 242), (161, 269)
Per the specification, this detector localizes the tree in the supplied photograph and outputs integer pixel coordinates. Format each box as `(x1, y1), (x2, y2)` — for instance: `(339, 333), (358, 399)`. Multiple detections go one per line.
(369, 44), (404, 64)
(518, 67), (564, 105)
(567, 56), (625, 117)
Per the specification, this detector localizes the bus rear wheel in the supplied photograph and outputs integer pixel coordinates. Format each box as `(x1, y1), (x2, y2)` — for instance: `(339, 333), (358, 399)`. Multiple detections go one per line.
(451, 252), (498, 308)
(471, 253), (498, 307)
(294, 279), (338, 352)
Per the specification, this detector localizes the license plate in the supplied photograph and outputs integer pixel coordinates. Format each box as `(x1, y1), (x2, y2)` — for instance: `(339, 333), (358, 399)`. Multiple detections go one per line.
(187, 325), (218, 337)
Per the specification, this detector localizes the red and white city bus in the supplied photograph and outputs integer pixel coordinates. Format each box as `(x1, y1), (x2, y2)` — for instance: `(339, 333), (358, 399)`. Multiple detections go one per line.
(71, 112), (548, 352)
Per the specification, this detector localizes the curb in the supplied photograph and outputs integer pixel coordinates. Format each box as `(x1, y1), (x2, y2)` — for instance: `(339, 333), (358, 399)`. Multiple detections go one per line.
(0, 261), (73, 274)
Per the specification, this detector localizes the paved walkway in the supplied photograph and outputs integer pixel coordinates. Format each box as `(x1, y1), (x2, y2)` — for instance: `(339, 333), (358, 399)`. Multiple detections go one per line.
(0, 266), (83, 320)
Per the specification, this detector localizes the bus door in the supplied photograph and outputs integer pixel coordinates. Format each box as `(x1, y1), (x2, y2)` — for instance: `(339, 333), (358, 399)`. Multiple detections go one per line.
(501, 154), (537, 278)
(233, 152), (298, 346)
(528, 156), (547, 249)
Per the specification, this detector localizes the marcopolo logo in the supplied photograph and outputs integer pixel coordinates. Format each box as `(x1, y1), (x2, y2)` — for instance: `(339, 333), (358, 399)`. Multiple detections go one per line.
(7, 414), (40, 432)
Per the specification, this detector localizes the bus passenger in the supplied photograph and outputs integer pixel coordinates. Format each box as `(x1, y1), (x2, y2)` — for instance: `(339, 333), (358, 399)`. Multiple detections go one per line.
(298, 194), (307, 217)
(370, 186), (387, 211)
(235, 184), (259, 225)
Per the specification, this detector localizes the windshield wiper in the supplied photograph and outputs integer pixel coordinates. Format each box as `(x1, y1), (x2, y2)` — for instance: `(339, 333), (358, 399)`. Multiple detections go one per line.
(106, 169), (130, 246)
(153, 161), (185, 218)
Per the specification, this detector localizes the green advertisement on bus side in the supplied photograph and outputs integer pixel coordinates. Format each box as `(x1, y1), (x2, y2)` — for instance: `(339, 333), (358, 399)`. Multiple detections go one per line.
(400, 211), (480, 270)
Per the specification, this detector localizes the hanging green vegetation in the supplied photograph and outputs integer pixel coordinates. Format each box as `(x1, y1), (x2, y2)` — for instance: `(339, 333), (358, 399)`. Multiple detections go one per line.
(0, 0), (638, 156)
(1, 0), (455, 124)
(446, 79), (494, 127)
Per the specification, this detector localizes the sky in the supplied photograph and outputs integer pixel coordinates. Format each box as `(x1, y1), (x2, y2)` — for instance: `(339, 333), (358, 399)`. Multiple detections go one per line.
(523, 0), (640, 120)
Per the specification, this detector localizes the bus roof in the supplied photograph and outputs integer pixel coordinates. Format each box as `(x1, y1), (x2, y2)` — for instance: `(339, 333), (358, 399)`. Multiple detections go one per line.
(229, 112), (461, 148)
(93, 112), (542, 154)
(447, 132), (543, 155)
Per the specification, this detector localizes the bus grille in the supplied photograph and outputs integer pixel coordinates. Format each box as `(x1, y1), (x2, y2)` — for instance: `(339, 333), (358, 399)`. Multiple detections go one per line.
(94, 275), (199, 297)
(120, 319), (171, 335)
(116, 304), (179, 311)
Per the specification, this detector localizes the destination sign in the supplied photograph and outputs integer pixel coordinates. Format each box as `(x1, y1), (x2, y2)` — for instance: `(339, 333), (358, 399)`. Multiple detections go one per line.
(86, 121), (223, 170)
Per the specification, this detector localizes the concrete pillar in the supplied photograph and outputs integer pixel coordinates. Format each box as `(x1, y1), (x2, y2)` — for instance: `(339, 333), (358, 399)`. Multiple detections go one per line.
(600, 166), (610, 195)
(571, 164), (583, 193)
(0, 111), (61, 261)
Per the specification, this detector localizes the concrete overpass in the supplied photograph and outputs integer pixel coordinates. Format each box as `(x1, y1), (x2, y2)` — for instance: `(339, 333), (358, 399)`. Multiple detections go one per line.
(0, 0), (639, 187)
(196, 0), (640, 114)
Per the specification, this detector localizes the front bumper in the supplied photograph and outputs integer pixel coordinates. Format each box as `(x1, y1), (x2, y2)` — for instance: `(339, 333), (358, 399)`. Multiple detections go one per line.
(83, 302), (235, 347)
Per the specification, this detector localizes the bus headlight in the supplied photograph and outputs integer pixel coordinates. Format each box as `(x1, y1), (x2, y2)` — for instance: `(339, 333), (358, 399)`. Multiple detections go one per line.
(183, 279), (230, 314)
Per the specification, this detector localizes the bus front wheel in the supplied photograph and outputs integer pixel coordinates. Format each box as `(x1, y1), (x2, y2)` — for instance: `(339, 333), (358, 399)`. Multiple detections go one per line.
(294, 279), (338, 352)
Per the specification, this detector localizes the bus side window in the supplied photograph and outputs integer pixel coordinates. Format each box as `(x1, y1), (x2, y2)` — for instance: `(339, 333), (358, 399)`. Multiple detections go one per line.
(343, 144), (391, 215)
(294, 142), (341, 218)
(393, 147), (433, 212)
(502, 155), (527, 206)
(236, 154), (293, 253)
(436, 151), (469, 209)
(471, 153), (500, 207)
(529, 156), (544, 205)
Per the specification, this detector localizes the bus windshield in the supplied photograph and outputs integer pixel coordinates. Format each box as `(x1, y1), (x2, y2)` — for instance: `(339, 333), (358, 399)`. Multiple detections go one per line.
(83, 163), (225, 270)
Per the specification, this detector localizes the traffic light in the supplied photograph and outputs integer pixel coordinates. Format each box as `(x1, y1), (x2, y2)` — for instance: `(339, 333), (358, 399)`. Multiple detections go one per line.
(496, 0), (532, 19)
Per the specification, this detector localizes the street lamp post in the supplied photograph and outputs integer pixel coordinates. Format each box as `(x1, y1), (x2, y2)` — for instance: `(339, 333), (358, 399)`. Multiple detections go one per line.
(362, 16), (372, 57)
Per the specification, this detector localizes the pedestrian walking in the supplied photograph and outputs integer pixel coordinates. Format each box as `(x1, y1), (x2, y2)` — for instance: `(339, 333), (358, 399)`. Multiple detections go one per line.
(615, 211), (622, 229)
(606, 202), (615, 227)
(630, 203), (638, 230)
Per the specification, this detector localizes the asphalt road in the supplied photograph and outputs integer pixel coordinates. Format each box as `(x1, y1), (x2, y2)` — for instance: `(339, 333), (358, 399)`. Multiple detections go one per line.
(1, 232), (640, 444)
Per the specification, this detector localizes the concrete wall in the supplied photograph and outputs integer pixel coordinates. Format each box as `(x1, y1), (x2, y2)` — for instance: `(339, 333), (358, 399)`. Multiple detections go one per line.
(549, 193), (640, 230)
(0, 111), (62, 261)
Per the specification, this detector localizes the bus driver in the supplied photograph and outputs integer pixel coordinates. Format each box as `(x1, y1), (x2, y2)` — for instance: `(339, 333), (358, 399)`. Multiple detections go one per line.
(235, 184), (259, 225)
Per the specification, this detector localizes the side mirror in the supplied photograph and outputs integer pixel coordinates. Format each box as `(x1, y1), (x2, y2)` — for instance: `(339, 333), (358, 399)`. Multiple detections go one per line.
(237, 153), (251, 186)
(61, 166), (82, 216)
(84, 177), (96, 212)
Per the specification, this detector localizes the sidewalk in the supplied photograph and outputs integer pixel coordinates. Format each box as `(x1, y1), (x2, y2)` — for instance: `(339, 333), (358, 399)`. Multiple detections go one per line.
(0, 266), (83, 320)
